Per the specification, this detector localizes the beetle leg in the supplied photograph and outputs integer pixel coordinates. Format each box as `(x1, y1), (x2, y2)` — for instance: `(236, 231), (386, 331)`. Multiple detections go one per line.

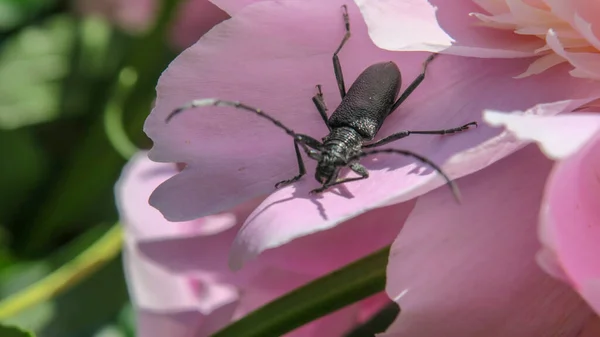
(363, 131), (410, 148)
(333, 5), (351, 99)
(355, 148), (461, 202)
(275, 140), (307, 189)
(312, 84), (331, 130)
(276, 134), (325, 188)
(295, 133), (324, 150)
(309, 162), (368, 194)
(363, 122), (477, 148)
(389, 53), (438, 114)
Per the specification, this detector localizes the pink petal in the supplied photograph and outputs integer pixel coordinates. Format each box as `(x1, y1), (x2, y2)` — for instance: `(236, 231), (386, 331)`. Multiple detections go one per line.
(354, 0), (543, 57)
(484, 112), (600, 159)
(137, 306), (237, 337)
(288, 307), (358, 337)
(411, 98), (599, 202)
(577, 315), (600, 337)
(146, 0), (599, 219)
(546, 29), (600, 80)
(209, 0), (262, 15)
(124, 238), (237, 312)
(541, 131), (600, 315)
(384, 145), (593, 336)
(231, 100), (597, 268)
(137, 223), (258, 284)
(513, 52), (565, 78)
(116, 152), (262, 283)
(116, 152), (239, 240)
(573, 14), (600, 51)
(357, 292), (392, 322)
(504, 0), (555, 25)
(535, 246), (570, 282)
(139, 217), (265, 286)
(145, 0), (600, 267)
(170, 0), (229, 49)
(145, 181), (411, 276)
(547, 2), (599, 40)
(472, 0), (509, 14)
(543, 0), (574, 24)
(118, 152), (380, 335)
(232, 201), (415, 272)
(117, 153), (245, 336)
(580, 279), (600, 316)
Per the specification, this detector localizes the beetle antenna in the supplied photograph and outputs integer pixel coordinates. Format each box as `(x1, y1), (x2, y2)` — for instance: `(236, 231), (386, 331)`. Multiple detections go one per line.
(166, 98), (298, 138)
(355, 148), (461, 203)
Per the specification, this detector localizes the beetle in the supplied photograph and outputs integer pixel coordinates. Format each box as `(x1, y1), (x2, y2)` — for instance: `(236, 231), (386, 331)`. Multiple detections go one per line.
(166, 5), (477, 200)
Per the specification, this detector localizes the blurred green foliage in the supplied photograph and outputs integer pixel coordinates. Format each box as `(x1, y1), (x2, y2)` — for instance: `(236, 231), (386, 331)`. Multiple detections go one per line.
(0, 15), (74, 129)
(0, 0), (180, 335)
(0, 324), (35, 337)
(0, 0), (57, 32)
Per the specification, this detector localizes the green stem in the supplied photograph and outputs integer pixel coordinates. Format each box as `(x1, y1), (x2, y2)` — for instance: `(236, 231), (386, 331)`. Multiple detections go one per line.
(104, 67), (139, 159)
(212, 246), (390, 337)
(0, 224), (123, 319)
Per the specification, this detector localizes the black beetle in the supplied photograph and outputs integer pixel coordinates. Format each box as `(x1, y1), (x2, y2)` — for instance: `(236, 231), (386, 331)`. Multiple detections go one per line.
(166, 5), (477, 200)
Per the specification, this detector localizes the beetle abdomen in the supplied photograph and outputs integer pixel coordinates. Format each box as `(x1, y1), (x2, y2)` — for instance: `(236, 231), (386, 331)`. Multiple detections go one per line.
(328, 62), (401, 140)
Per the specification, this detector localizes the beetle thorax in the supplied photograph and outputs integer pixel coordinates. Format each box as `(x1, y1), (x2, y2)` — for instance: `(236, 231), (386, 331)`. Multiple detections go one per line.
(315, 127), (363, 183)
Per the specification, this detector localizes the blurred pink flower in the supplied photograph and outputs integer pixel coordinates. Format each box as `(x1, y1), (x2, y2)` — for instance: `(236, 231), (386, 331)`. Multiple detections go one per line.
(76, 0), (229, 48)
(141, 0), (600, 334)
(116, 152), (392, 336)
(355, 0), (600, 79)
(485, 112), (600, 316)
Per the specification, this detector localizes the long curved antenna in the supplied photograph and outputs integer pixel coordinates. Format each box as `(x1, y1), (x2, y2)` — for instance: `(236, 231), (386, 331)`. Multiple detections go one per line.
(166, 98), (297, 136)
(165, 98), (325, 155)
(353, 148), (461, 203)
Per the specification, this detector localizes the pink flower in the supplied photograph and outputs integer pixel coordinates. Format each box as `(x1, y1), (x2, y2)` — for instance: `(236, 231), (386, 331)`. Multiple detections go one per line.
(75, 0), (229, 48)
(116, 152), (391, 336)
(169, 0), (229, 48)
(145, 0), (600, 265)
(382, 141), (597, 337)
(355, 0), (600, 79)
(485, 111), (600, 316)
(142, 0), (600, 334)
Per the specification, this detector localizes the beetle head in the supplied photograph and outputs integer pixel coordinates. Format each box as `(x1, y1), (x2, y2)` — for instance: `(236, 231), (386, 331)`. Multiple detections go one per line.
(315, 153), (343, 184)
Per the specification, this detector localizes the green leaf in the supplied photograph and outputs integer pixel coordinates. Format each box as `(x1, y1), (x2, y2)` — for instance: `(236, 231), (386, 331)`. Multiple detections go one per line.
(0, 225), (127, 336)
(0, 15), (74, 129)
(0, 324), (35, 337)
(212, 246), (390, 337)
